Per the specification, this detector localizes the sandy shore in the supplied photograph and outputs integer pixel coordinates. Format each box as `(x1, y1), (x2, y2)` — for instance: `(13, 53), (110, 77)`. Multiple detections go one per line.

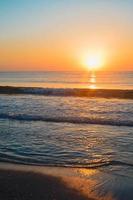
(0, 163), (96, 200)
(0, 163), (133, 200)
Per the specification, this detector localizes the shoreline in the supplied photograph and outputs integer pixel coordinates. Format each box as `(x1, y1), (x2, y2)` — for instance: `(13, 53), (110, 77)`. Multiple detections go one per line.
(0, 163), (96, 200)
(0, 163), (133, 200)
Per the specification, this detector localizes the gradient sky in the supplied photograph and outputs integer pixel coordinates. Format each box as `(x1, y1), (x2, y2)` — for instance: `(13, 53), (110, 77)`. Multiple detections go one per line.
(0, 0), (133, 71)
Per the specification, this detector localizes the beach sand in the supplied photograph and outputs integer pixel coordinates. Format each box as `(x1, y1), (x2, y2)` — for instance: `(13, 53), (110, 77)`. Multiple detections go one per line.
(0, 163), (96, 200)
(0, 163), (133, 200)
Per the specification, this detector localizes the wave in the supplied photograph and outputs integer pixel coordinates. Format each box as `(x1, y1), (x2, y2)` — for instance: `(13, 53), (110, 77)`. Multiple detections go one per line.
(0, 153), (132, 169)
(0, 86), (133, 99)
(0, 113), (133, 127)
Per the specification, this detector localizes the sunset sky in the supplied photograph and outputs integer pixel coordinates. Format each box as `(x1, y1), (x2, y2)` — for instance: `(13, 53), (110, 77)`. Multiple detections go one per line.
(0, 0), (133, 71)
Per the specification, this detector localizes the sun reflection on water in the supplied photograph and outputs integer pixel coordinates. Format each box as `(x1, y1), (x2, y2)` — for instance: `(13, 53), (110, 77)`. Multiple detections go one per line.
(89, 72), (97, 89)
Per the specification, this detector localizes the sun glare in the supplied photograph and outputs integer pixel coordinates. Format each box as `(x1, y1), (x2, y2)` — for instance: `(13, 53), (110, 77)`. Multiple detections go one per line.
(81, 51), (105, 71)
(85, 54), (103, 70)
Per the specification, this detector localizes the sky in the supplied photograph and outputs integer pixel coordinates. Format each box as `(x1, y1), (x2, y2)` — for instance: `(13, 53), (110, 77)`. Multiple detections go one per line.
(0, 0), (133, 71)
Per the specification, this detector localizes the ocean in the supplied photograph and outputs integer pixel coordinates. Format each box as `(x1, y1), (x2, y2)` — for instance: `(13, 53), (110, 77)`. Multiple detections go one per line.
(0, 71), (133, 89)
(0, 71), (133, 199)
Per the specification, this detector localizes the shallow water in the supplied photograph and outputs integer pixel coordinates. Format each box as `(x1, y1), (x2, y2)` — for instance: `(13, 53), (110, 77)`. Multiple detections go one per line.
(0, 95), (133, 174)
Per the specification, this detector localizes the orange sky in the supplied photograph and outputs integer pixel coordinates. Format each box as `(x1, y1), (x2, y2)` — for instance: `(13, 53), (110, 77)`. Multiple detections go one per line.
(0, 1), (133, 71)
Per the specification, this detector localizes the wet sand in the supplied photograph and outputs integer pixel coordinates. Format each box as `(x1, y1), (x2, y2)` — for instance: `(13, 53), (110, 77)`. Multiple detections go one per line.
(0, 164), (95, 200)
(0, 163), (133, 200)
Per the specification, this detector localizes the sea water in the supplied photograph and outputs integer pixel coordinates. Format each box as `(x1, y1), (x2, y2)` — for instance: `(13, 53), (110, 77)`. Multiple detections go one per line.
(0, 71), (133, 199)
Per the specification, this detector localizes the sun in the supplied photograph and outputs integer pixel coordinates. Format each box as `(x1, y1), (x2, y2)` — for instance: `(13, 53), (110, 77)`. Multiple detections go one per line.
(86, 56), (102, 70)
(85, 54), (103, 70)
(81, 51), (105, 71)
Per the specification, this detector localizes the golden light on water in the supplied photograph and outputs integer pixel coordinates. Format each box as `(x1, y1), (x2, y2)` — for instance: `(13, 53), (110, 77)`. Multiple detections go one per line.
(89, 84), (97, 89)
(89, 73), (97, 89)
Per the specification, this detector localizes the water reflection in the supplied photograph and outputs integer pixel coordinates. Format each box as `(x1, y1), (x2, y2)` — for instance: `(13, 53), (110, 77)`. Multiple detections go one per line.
(89, 72), (97, 89)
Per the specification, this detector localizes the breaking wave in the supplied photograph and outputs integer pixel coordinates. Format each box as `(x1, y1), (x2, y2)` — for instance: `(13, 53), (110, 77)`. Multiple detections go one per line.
(0, 86), (133, 99)
(0, 113), (133, 127)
